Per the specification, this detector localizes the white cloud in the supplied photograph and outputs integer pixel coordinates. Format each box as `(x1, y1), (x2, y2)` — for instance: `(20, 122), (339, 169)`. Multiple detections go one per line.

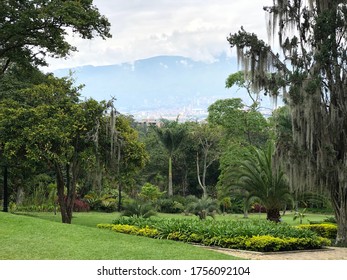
(44, 0), (273, 71)
(159, 62), (169, 69)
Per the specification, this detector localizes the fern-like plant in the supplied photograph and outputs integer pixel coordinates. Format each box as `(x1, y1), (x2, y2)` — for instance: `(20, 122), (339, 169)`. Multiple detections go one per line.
(121, 200), (156, 218)
(233, 144), (292, 222)
(186, 197), (219, 220)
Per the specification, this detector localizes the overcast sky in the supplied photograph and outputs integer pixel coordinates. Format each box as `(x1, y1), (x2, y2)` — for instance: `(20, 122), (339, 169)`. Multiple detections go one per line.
(45, 0), (273, 71)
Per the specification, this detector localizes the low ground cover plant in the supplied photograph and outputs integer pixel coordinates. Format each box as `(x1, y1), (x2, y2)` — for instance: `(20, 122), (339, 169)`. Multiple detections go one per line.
(297, 223), (337, 239)
(97, 217), (330, 252)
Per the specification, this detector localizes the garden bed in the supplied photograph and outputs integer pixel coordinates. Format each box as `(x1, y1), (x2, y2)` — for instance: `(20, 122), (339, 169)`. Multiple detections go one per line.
(97, 217), (332, 252)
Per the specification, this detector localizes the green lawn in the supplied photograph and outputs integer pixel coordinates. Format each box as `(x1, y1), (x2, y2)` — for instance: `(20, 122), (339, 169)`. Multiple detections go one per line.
(15, 210), (333, 228)
(1, 210), (333, 260)
(0, 212), (240, 260)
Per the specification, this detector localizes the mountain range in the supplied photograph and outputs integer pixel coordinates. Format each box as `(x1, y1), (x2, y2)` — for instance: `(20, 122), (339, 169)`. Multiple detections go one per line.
(54, 55), (271, 120)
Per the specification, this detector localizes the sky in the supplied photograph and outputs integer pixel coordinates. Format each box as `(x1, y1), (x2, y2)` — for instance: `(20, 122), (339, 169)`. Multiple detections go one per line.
(45, 0), (274, 71)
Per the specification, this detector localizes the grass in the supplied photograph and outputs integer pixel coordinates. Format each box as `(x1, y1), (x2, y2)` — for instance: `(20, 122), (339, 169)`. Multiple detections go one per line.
(1, 210), (333, 260)
(0, 212), (240, 260)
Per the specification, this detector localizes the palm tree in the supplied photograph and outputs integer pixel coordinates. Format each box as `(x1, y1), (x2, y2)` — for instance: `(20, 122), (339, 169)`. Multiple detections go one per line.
(153, 119), (186, 196)
(234, 144), (292, 222)
(186, 196), (220, 220)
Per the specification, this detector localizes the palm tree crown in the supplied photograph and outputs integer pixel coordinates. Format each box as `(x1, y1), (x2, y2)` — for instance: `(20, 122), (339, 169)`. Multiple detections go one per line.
(234, 144), (292, 222)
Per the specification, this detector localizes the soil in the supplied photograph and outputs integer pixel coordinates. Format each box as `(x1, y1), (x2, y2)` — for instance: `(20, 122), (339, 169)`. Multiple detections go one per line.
(207, 246), (347, 260)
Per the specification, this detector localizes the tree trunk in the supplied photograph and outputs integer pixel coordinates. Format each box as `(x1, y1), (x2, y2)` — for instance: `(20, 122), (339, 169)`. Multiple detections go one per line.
(3, 165), (8, 212)
(331, 178), (347, 246)
(168, 155), (173, 196)
(55, 159), (79, 224)
(56, 163), (70, 223)
(266, 208), (281, 223)
(196, 152), (207, 198)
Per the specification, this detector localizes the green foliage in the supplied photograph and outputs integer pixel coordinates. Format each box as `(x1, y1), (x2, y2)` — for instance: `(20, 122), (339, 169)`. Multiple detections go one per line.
(157, 198), (185, 213)
(219, 197), (232, 213)
(322, 216), (337, 224)
(98, 224), (159, 238)
(186, 196), (220, 220)
(233, 144), (292, 222)
(293, 208), (307, 224)
(152, 119), (187, 196)
(207, 98), (269, 146)
(0, 0), (111, 74)
(106, 217), (329, 252)
(297, 224), (337, 240)
(121, 200), (157, 218)
(225, 71), (261, 107)
(139, 183), (165, 202)
(227, 0), (347, 245)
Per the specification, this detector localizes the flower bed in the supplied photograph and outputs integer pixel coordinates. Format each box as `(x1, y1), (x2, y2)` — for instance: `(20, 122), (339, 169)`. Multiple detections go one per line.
(97, 217), (330, 252)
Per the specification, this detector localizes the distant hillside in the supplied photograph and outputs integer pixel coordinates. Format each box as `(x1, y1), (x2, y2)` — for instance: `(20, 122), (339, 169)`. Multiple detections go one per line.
(54, 55), (258, 113)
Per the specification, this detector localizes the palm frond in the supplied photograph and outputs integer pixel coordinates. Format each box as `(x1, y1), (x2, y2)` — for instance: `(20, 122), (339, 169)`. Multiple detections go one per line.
(232, 143), (292, 211)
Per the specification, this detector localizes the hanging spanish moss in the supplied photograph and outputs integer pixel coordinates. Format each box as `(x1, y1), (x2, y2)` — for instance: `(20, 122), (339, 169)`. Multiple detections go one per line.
(228, 0), (347, 245)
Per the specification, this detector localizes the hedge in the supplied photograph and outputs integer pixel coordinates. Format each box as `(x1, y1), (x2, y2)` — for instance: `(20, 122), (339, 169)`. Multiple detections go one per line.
(296, 224), (337, 239)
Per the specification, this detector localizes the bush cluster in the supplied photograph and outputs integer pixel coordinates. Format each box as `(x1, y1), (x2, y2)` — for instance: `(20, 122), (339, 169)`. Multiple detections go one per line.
(97, 223), (159, 238)
(297, 223), (337, 239)
(97, 217), (330, 252)
(73, 199), (90, 212)
(83, 192), (118, 212)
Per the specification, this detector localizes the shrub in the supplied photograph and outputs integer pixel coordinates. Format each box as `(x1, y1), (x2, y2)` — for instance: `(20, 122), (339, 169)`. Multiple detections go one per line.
(121, 200), (156, 218)
(100, 198), (117, 212)
(137, 226), (159, 238)
(83, 193), (102, 210)
(139, 183), (165, 202)
(186, 197), (219, 220)
(250, 203), (267, 213)
(297, 224), (337, 239)
(112, 224), (139, 234)
(245, 235), (284, 252)
(83, 192), (120, 212)
(157, 198), (184, 213)
(167, 232), (188, 241)
(98, 223), (159, 238)
(323, 216), (337, 224)
(97, 224), (115, 230)
(73, 199), (90, 212)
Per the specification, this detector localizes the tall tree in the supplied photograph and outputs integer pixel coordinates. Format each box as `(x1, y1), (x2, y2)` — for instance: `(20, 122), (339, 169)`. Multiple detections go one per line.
(227, 0), (347, 244)
(0, 0), (111, 74)
(192, 123), (222, 198)
(153, 119), (186, 196)
(0, 75), (105, 223)
(208, 98), (269, 147)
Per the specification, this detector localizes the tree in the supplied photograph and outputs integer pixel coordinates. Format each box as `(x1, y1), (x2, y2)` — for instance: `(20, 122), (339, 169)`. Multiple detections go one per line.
(208, 98), (269, 147)
(0, 0), (111, 74)
(233, 145), (292, 222)
(0, 0), (111, 215)
(0, 75), (105, 223)
(192, 123), (222, 198)
(92, 108), (148, 210)
(139, 183), (165, 202)
(207, 98), (270, 217)
(227, 0), (347, 244)
(153, 119), (186, 196)
(226, 71), (261, 108)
